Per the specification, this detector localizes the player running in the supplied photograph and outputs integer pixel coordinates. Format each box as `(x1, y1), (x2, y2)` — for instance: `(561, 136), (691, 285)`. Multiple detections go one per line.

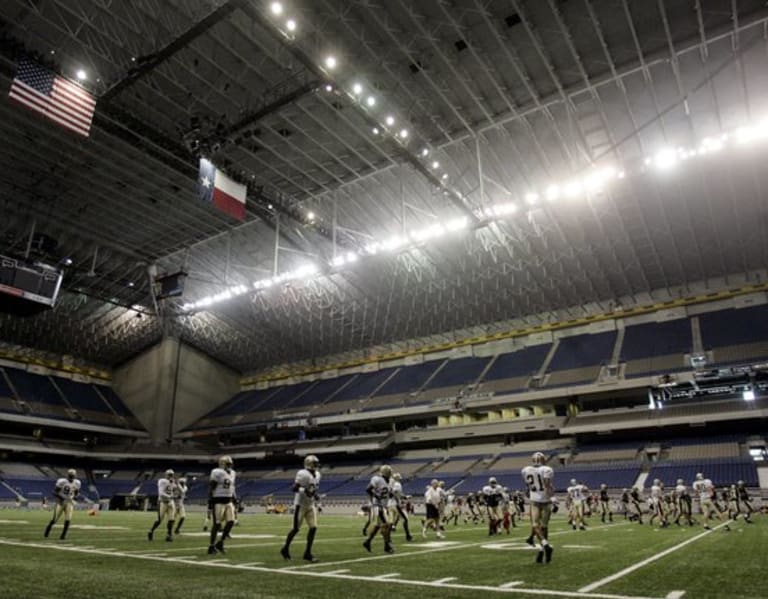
(364, 465), (395, 553)
(281, 455), (321, 562)
(388, 472), (413, 541)
(692, 473), (731, 531)
(598, 483), (613, 523)
(522, 452), (555, 564)
(148, 469), (176, 542)
(208, 456), (237, 554)
(566, 479), (588, 530)
(44, 469), (81, 540)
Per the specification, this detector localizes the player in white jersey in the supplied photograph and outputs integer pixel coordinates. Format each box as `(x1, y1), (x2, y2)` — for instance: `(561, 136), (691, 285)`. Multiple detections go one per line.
(482, 477), (504, 536)
(173, 477), (188, 535)
(422, 478), (444, 539)
(281, 455), (321, 562)
(692, 473), (731, 531)
(388, 473), (413, 541)
(649, 479), (669, 528)
(522, 452), (555, 563)
(363, 465), (394, 553)
(148, 469), (177, 542)
(44, 469), (81, 540)
(208, 455), (237, 554)
(673, 479), (693, 526)
(566, 479), (588, 530)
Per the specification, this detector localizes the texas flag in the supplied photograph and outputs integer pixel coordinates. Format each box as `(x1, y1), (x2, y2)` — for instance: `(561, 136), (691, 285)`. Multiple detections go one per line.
(198, 158), (247, 221)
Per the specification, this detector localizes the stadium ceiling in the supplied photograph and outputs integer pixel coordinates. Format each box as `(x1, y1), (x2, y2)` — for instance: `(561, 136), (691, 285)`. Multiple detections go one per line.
(1, 0), (768, 373)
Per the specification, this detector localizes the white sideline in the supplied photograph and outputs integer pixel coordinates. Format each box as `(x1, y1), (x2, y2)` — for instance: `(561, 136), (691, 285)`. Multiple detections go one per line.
(578, 522), (729, 593)
(0, 537), (667, 599)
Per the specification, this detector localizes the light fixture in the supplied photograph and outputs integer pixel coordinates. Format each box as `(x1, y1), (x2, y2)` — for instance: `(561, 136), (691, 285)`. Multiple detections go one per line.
(743, 388), (756, 401)
(445, 217), (468, 231)
(372, 127), (380, 135)
(270, 2), (283, 15)
(421, 148), (429, 157)
(267, 203), (274, 210)
(286, 19), (296, 32)
(325, 84), (333, 92)
(76, 69), (87, 81)
(324, 55), (337, 70)
(127, 281), (135, 288)
(431, 161), (440, 169)
(441, 173), (448, 180)
(307, 211), (316, 221)
(385, 115), (395, 126)
(352, 82), (363, 95)
(525, 192), (538, 205)
(366, 96), (376, 107)
(399, 129), (409, 139)
(62, 257), (73, 266)
(653, 148), (678, 170)
(545, 184), (560, 201)
(564, 179), (583, 198)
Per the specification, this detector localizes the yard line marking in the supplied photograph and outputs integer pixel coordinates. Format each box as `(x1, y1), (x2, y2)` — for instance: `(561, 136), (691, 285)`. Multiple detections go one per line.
(373, 573), (401, 579)
(206, 558), (229, 563)
(168, 555), (198, 560)
(322, 569), (350, 575)
(665, 592), (686, 599)
(500, 581), (524, 588)
(562, 545), (599, 549)
(237, 561), (264, 567)
(578, 522), (729, 593)
(433, 577), (457, 584)
(0, 538), (663, 599)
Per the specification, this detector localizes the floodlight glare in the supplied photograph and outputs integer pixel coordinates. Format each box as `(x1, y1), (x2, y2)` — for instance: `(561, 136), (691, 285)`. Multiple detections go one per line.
(743, 389), (756, 401)
(324, 55), (337, 70)
(545, 184), (560, 201)
(385, 115), (395, 126)
(76, 69), (87, 81)
(372, 127), (380, 134)
(307, 211), (316, 221)
(653, 148), (678, 170)
(431, 161), (440, 169)
(399, 129), (409, 139)
(421, 148), (429, 157)
(286, 19), (296, 32)
(270, 2), (283, 15)
(352, 82), (363, 95)
(366, 96), (376, 107)
(525, 192), (538, 205)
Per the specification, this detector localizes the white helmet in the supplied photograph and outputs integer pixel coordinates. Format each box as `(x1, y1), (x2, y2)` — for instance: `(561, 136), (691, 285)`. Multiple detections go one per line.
(570, 478), (577, 486)
(676, 479), (684, 485)
(165, 469), (175, 479)
(393, 472), (402, 481)
(178, 477), (187, 486)
(67, 469), (76, 480)
(379, 465), (392, 478)
(219, 455), (233, 469)
(600, 483), (607, 490)
(304, 455), (320, 470)
(532, 452), (546, 465)
(488, 477), (497, 485)
(653, 479), (661, 486)
(695, 472), (703, 481)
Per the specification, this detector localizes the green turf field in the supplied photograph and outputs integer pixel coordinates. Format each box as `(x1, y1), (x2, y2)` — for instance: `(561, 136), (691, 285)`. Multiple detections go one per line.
(1, 509), (765, 598)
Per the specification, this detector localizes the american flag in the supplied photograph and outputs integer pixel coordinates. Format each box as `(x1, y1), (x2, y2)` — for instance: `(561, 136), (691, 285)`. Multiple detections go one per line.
(8, 57), (95, 137)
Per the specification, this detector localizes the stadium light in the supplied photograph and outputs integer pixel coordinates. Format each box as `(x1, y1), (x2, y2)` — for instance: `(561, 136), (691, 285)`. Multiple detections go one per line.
(307, 211), (316, 221)
(352, 82), (363, 95)
(366, 96), (376, 107)
(653, 148), (678, 170)
(421, 148), (429, 157)
(431, 161), (440, 169)
(372, 127), (380, 135)
(399, 129), (409, 139)
(525, 192), (538, 205)
(286, 19), (296, 32)
(743, 388), (756, 401)
(270, 2), (283, 15)
(76, 69), (87, 81)
(385, 115), (395, 126)
(324, 56), (337, 70)
(545, 184), (560, 201)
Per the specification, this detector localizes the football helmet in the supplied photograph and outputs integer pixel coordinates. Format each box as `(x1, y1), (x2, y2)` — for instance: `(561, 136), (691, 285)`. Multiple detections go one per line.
(737, 480), (744, 486)
(430, 479), (439, 487)
(532, 451), (546, 465)
(438, 480), (445, 488)
(600, 483), (607, 490)
(393, 472), (402, 481)
(488, 477), (497, 485)
(653, 479), (661, 486)
(304, 454), (320, 470)
(379, 465), (392, 478)
(570, 478), (577, 486)
(219, 455), (234, 470)
(178, 477), (187, 486)
(66, 469), (76, 481)
(695, 472), (703, 481)
(676, 479), (684, 485)
(165, 469), (175, 479)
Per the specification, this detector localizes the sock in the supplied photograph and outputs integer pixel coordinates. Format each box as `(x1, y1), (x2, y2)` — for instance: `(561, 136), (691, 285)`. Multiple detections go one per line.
(220, 521), (234, 545)
(541, 538), (549, 546)
(60, 521), (70, 539)
(44, 520), (54, 537)
(284, 528), (298, 549)
(175, 517), (185, 534)
(150, 519), (161, 533)
(402, 519), (411, 538)
(305, 527), (317, 555)
(209, 523), (220, 547)
(167, 520), (174, 536)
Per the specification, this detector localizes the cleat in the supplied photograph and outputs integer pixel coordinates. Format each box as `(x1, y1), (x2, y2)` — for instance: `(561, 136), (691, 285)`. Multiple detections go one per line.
(207, 545), (217, 555)
(203, 526), (208, 532)
(303, 553), (318, 563)
(544, 544), (553, 563)
(406, 535), (413, 542)
(280, 546), (291, 560)
(147, 531), (153, 541)
(525, 534), (535, 547)
(384, 544), (394, 554)
(579, 526), (586, 531)
(536, 549), (544, 563)
(214, 540), (225, 554)
(436, 532), (445, 539)
(59, 535), (67, 541)
(165, 535), (173, 542)
(704, 525), (712, 530)
(362, 540), (372, 553)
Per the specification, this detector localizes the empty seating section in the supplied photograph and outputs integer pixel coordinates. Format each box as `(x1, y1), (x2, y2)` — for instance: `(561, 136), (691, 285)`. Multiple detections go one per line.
(94, 385), (144, 429)
(312, 369), (396, 416)
(480, 344), (551, 394)
(648, 458), (758, 487)
(546, 331), (617, 387)
(622, 319), (692, 377)
(572, 447), (639, 463)
(365, 362), (441, 410)
(289, 375), (356, 410)
(5, 369), (70, 418)
(492, 453), (537, 471)
(418, 356), (491, 401)
(555, 462), (640, 490)
(667, 441), (741, 460)
(50, 376), (115, 425)
(432, 457), (482, 473)
(700, 305), (768, 365)
(247, 380), (316, 416)
(0, 369), (17, 413)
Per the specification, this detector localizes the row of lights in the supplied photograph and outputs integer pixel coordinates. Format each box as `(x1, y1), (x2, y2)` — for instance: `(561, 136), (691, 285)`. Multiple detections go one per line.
(181, 117), (768, 313)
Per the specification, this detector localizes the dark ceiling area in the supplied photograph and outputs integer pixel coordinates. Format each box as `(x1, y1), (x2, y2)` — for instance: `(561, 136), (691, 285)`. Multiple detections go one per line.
(1, 0), (767, 373)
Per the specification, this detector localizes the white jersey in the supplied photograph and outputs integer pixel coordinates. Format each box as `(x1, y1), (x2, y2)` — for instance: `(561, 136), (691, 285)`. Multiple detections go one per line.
(173, 481), (187, 506)
(368, 474), (390, 507)
(424, 486), (442, 507)
(693, 478), (714, 502)
(388, 481), (404, 508)
(294, 468), (320, 508)
(482, 484), (503, 507)
(650, 485), (663, 502)
(158, 478), (175, 503)
(54, 477), (81, 502)
(675, 484), (687, 498)
(210, 467), (236, 499)
(522, 465), (554, 503)
(567, 484), (588, 503)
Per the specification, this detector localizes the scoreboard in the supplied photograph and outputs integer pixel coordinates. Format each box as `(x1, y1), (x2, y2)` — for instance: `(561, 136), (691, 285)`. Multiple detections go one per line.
(0, 254), (63, 316)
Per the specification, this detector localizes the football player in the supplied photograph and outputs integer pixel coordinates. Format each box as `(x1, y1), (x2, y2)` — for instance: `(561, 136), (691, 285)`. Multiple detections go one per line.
(388, 473), (413, 541)
(363, 465), (394, 553)
(422, 479), (444, 539)
(482, 477), (504, 536)
(673, 479), (693, 526)
(649, 479), (668, 528)
(522, 452), (555, 564)
(281, 455), (321, 562)
(208, 455), (237, 554)
(43, 468), (81, 540)
(148, 469), (176, 542)
(173, 477), (188, 535)
(692, 473), (730, 531)
(629, 486), (644, 524)
(566, 479), (588, 530)
(735, 480), (754, 523)
(465, 491), (481, 523)
(598, 484), (613, 523)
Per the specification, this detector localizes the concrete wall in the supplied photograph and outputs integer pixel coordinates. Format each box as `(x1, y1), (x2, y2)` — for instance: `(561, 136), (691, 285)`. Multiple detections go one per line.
(113, 337), (239, 444)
